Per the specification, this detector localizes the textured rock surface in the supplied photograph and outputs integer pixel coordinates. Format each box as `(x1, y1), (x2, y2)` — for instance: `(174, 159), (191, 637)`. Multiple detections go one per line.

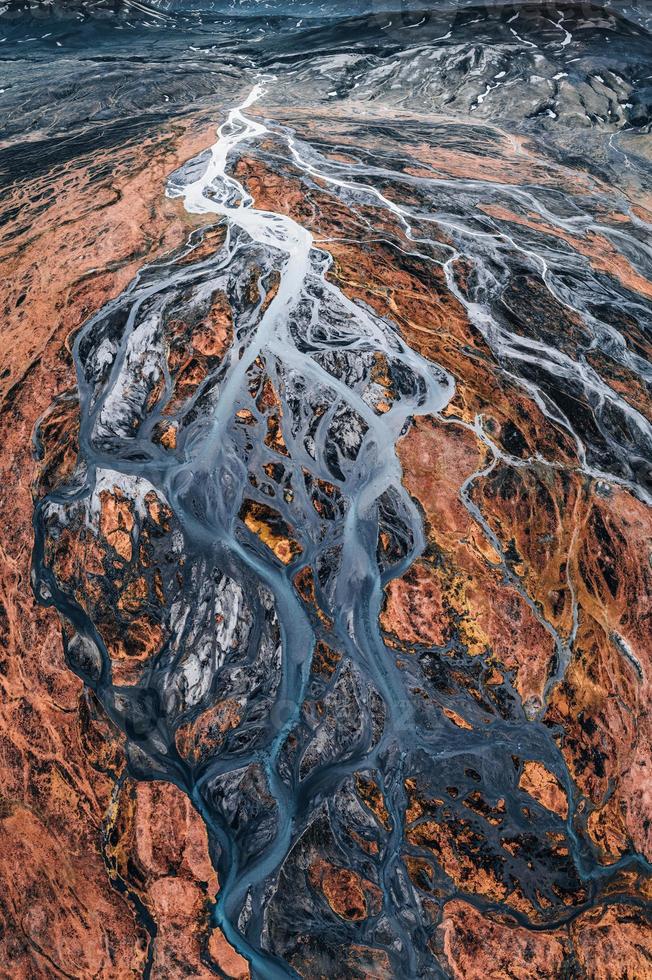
(0, 105), (237, 976)
(1, 1), (651, 977)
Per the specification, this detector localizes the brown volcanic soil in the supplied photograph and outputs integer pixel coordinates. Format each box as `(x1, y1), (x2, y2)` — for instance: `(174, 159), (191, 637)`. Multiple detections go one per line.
(1, 89), (651, 977)
(231, 115), (652, 976)
(0, 111), (247, 977)
(439, 898), (652, 979)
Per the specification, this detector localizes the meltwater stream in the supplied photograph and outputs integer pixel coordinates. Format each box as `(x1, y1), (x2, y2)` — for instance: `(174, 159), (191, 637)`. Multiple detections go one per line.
(163, 82), (454, 975)
(31, 77), (652, 977)
(31, 83), (457, 977)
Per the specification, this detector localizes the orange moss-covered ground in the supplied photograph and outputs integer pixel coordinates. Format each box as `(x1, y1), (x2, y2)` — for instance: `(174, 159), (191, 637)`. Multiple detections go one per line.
(233, 115), (652, 975)
(1, 93), (650, 977)
(0, 110), (248, 978)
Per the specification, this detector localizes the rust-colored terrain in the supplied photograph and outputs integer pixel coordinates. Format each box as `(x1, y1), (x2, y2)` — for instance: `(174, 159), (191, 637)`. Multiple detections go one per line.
(226, 112), (651, 974)
(0, 112), (247, 977)
(1, 1), (651, 977)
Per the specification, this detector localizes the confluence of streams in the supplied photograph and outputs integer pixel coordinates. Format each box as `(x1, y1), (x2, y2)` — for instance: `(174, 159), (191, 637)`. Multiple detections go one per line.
(32, 82), (652, 978)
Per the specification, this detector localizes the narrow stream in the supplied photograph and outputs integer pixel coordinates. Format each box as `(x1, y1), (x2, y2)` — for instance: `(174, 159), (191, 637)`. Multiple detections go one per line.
(32, 79), (652, 977)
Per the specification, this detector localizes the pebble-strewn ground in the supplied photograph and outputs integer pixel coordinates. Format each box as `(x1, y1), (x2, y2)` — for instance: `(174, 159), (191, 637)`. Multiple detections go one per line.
(1, 2), (651, 977)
